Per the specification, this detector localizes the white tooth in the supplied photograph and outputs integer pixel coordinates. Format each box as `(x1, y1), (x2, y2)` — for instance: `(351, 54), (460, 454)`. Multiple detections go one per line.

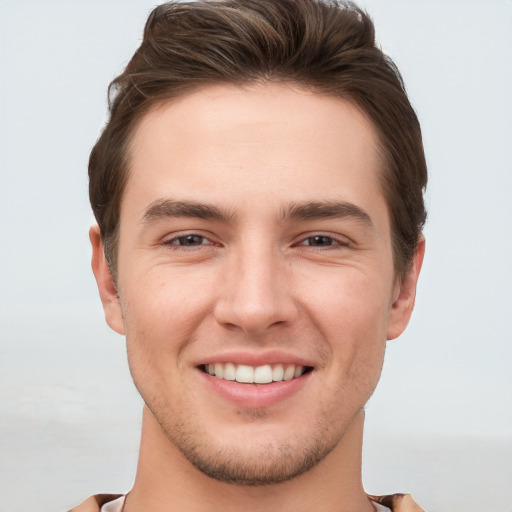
(283, 365), (295, 381)
(294, 365), (304, 378)
(208, 364), (215, 376)
(223, 363), (236, 381)
(254, 365), (273, 384)
(272, 364), (284, 381)
(236, 364), (254, 383)
(214, 363), (224, 379)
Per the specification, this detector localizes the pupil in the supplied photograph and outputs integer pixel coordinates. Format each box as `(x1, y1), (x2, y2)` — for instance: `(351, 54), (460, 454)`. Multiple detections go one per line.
(184, 235), (201, 245)
(313, 236), (330, 245)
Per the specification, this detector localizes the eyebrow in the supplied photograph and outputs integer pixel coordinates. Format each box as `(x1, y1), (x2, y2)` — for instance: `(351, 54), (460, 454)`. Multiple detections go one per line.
(141, 198), (373, 228)
(282, 201), (374, 227)
(142, 199), (234, 224)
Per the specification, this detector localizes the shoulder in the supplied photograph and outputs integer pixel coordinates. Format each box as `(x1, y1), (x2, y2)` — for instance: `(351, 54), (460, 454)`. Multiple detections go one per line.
(369, 493), (425, 512)
(68, 492), (422, 512)
(67, 494), (123, 512)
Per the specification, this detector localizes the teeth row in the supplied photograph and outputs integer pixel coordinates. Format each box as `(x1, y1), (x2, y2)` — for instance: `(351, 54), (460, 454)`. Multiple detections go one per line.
(205, 363), (305, 384)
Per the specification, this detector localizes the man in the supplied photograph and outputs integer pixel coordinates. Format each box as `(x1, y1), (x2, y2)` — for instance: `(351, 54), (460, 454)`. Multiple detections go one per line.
(73, 0), (427, 510)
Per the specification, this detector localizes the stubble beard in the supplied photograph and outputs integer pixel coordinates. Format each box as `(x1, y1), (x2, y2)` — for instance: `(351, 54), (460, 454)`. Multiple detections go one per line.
(149, 403), (344, 486)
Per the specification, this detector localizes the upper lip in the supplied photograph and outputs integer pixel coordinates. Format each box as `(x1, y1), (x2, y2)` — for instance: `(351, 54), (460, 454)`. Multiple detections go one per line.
(194, 350), (315, 368)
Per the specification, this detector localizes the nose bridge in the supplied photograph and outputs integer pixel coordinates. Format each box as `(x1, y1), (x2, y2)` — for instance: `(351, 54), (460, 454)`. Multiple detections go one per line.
(214, 238), (297, 333)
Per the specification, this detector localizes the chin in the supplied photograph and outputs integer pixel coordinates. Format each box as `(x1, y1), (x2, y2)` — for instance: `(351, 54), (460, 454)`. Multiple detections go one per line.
(176, 439), (335, 486)
(152, 405), (346, 486)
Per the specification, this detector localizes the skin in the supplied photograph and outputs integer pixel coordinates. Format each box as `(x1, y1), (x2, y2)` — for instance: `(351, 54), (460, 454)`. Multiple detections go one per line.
(91, 83), (424, 512)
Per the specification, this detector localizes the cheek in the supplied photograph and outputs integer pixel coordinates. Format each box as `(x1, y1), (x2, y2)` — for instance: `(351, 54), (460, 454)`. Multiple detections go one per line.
(305, 264), (393, 336)
(119, 264), (227, 405)
(118, 271), (209, 384)
(121, 263), (215, 333)
(304, 269), (391, 384)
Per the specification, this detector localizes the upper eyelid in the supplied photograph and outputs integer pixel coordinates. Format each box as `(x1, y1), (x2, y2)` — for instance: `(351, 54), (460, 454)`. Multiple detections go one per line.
(170, 235), (209, 244)
(162, 230), (215, 241)
(295, 232), (352, 245)
(161, 233), (218, 250)
(160, 231), (351, 246)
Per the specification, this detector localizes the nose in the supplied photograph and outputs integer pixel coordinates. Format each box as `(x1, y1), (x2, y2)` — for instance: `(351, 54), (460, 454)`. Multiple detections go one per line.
(213, 245), (299, 334)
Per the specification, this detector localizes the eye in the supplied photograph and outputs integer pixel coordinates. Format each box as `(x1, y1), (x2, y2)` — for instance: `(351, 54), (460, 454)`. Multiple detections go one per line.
(165, 234), (210, 247)
(301, 235), (335, 247)
(297, 234), (350, 249)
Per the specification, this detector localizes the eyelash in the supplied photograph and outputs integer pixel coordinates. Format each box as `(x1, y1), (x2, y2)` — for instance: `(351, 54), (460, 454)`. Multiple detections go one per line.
(163, 233), (214, 248)
(162, 232), (350, 250)
(298, 234), (350, 249)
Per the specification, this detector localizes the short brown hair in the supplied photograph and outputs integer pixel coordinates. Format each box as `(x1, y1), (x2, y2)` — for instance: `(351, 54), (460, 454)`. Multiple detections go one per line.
(89, 0), (427, 280)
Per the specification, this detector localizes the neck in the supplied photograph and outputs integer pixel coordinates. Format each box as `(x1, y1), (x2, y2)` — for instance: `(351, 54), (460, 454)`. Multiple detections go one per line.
(125, 406), (373, 512)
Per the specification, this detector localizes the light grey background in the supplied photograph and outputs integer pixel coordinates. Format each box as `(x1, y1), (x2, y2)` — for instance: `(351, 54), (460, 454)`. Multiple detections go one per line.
(0, 1), (511, 511)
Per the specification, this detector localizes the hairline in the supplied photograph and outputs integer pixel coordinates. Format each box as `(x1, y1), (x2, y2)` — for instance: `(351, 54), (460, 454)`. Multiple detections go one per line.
(104, 79), (409, 281)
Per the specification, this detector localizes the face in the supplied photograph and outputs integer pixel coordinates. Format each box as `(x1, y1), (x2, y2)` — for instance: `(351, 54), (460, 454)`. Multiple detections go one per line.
(92, 83), (422, 485)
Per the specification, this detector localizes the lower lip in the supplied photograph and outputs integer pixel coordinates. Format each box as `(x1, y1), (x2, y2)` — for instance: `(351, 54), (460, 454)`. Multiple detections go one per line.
(197, 369), (311, 408)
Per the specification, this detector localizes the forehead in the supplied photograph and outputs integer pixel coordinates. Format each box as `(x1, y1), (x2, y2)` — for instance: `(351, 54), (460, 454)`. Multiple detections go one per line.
(125, 83), (384, 219)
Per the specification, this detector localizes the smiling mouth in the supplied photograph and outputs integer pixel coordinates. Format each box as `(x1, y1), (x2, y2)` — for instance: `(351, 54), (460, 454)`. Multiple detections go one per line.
(200, 363), (312, 384)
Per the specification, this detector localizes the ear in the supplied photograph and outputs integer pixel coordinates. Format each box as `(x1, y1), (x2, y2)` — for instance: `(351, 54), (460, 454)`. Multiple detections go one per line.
(89, 225), (125, 335)
(387, 237), (425, 340)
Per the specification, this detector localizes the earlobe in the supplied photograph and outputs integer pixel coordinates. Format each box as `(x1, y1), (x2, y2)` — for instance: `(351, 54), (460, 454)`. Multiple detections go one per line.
(89, 225), (125, 335)
(387, 237), (425, 340)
